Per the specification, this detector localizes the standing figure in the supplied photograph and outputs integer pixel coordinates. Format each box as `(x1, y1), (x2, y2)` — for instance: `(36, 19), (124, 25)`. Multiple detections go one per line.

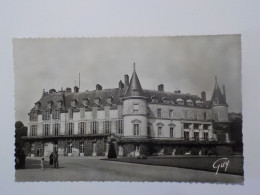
(41, 157), (44, 171)
(53, 151), (59, 168)
(49, 152), (54, 168)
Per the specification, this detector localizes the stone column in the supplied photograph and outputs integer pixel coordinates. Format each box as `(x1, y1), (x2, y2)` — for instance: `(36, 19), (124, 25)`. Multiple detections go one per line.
(208, 125), (213, 141)
(92, 142), (97, 156)
(105, 142), (109, 157)
(189, 124), (194, 140)
(199, 124), (204, 140)
(118, 145), (124, 156)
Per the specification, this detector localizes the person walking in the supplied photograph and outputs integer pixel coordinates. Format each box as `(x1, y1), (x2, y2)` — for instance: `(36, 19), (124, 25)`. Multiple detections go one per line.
(49, 152), (54, 168)
(41, 157), (44, 171)
(53, 151), (59, 168)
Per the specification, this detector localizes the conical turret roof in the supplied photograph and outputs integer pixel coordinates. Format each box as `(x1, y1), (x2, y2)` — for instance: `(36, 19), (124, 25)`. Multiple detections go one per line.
(124, 67), (145, 97)
(211, 76), (227, 105)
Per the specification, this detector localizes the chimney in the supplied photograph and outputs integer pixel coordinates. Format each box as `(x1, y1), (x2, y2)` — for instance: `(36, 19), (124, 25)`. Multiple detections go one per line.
(74, 86), (79, 93)
(201, 91), (206, 101)
(158, 84), (164, 91)
(124, 74), (129, 88)
(66, 87), (72, 93)
(96, 84), (102, 90)
(119, 80), (124, 89)
(49, 89), (56, 94)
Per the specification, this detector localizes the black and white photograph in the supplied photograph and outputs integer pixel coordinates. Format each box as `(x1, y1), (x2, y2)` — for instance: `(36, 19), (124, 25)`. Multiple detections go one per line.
(13, 36), (243, 183)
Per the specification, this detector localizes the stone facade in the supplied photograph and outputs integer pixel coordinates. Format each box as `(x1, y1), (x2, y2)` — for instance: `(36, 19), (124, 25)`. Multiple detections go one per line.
(24, 69), (232, 157)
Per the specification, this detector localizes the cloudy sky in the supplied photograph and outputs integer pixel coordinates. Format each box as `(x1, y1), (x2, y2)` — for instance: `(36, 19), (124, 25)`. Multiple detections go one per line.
(13, 35), (241, 124)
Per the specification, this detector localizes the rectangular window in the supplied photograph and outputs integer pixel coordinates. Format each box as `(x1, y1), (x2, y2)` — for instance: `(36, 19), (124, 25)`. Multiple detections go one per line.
(204, 132), (208, 140)
(80, 108), (85, 119)
(79, 122), (86, 134)
(53, 123), (60, 136)
(30, 111), (38, 121)
(68, 109), (73, 119)
(194, 132), (199, 141)
(67, 123), (74, 135)
(54, 144), (58, 152)
(203, 124), (209, 130)
(53, 110), (60, 120)
(169, 110), (173, 118)
(91, 121), (98, 134)
(43, 124), (50, 136)
(170, 127), (174, 138)
(68, 142), (72, 153)
(116, 120), (123, 134)
(158, 126), (162, 136)
(133, 104), (139, 113)
(134, 124), (139, 135)
(30, 125), (37, 136)
(79, 142), (84, 153)
(42, 110), (50, 121)
(184, 131), (189, 140)
(157, 108), (161, 117)
(194, 124), (199, 129)
(103, 121), (111, 134)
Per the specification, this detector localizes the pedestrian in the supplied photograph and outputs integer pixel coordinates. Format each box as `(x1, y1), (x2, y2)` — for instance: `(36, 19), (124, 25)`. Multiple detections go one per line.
(20, 151), (26, 169)
(49, 152), (54, 168)
(53, 151), (59, 168)
(41, 157), (44, 171)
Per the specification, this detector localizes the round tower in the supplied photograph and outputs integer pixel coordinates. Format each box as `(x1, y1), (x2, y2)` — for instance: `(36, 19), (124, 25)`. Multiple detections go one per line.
(122, 65), (148, 137)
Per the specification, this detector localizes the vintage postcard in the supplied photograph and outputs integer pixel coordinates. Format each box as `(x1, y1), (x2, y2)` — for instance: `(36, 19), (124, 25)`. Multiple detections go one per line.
(13, 36), (243, 183)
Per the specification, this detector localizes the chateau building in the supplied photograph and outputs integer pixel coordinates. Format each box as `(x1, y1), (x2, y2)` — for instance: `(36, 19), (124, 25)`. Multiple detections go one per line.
(25, 66), (232, 157)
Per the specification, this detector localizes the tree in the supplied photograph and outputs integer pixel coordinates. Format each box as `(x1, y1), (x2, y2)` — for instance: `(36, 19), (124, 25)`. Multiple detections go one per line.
(15, 121), (27, 169)
(108, 142), (117, 158)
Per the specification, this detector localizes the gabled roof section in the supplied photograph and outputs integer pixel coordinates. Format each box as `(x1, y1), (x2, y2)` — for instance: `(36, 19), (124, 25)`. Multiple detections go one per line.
(124, 68), (145, 97)
(211, 76), (227, 105)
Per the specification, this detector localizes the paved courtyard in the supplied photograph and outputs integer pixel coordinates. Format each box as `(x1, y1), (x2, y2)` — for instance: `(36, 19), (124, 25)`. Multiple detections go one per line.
(15, 157), (243, 183)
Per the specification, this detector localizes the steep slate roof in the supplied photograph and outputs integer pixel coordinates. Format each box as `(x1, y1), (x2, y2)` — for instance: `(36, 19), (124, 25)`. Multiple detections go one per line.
(124, 70), (145, 97)
(210, 77), (227, 105)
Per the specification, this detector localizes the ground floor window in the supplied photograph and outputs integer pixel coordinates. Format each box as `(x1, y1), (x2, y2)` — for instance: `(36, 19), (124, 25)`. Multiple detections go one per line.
(134, 124), (140, 135)
(194, 132), (199, 141)
(170, 127), (174, 138)
(204, 132), (209, 140)
(147, 126), (151, 136)
(79, 142), (84, 153)
(158, 127), (162, 136)
(43, 124), (50, 136)
(54, 144), (58, 152)
(68, 142), (72, 153)
(184, 131), (189, 140)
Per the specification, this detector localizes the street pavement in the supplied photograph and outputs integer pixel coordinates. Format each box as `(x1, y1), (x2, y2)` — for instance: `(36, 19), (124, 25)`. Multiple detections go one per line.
(15, 157), (243, 183)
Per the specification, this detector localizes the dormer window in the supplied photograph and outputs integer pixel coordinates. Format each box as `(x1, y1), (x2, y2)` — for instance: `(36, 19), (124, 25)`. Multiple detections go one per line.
(106, 96), (113, 104)
(187, 99), (193, 106)
(151, 96), (158, 103)
(57, 100), (62, 108)
(94, 97), (101, 105)
(213, 98), (218, 104)
(71, 99), (77, 107)
(132, 89), (139, 96)
(47, 101), (53, 109)
(162, 97), (170, 104)
(35, 102), (41, 110)
(177, 98), (184, 105)
(196, 100), (202, 106)
(82, 98), (89, 106)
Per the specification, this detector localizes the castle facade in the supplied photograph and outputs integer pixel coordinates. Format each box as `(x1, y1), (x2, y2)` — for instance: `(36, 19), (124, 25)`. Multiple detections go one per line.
(25, 67), (232, 157)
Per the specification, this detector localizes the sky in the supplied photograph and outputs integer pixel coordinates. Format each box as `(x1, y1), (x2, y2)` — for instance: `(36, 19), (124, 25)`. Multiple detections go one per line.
(13, 35), (241, 124)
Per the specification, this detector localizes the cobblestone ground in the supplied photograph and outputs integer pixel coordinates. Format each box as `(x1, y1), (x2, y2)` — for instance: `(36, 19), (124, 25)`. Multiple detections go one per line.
(15, 157), (243, 183)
